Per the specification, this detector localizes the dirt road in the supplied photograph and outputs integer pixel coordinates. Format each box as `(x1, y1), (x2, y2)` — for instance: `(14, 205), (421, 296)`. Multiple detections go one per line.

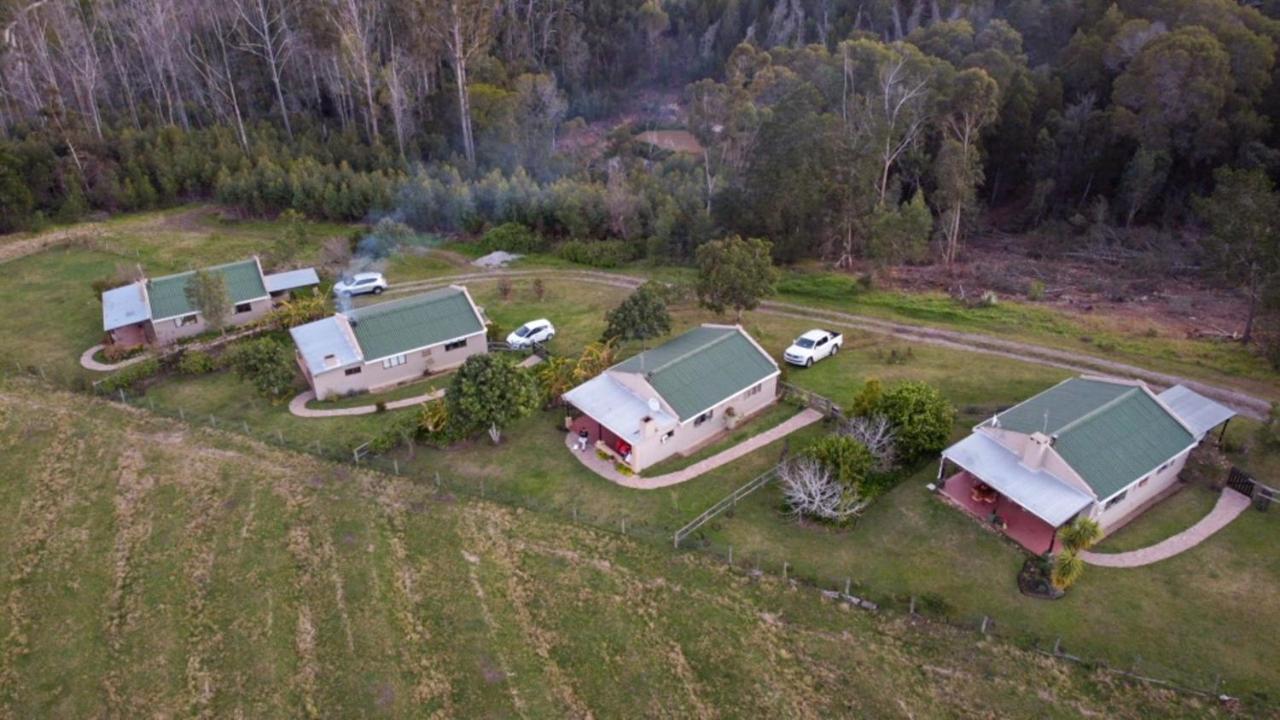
(385, 268), (1272, 420)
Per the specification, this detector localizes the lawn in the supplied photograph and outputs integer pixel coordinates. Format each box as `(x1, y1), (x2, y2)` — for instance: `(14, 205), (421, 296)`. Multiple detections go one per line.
(0, 380), (1230, 718)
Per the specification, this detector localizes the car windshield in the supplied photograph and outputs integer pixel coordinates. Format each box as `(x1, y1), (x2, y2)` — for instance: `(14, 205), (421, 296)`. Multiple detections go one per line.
(515, 325), (532, 337)
(795, 338), (815, 349)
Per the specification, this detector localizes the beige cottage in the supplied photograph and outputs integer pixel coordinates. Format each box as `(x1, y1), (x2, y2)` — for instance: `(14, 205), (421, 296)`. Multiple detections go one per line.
(939, 376), (1235, 554)
(101, 258), (319, 347)
(290, 285), (487, 400)
(563, 324), (780, 473)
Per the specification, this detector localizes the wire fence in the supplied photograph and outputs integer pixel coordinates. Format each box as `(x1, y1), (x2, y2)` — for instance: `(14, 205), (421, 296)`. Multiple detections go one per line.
(0, 360), (1263, 708)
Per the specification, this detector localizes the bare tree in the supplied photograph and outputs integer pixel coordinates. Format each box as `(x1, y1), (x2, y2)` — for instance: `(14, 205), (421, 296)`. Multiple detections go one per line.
(424, 0), (497, 164)
(234, 0), (296, 139)
(326, 0), (381, 144)
(779, 456), (865, 522)
(840, 414), (897, 471)
(185, 4), (250, 151)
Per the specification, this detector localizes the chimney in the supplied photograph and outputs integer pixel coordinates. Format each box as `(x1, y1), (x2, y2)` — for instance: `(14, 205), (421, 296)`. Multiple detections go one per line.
(1021, 432), (1051, 470)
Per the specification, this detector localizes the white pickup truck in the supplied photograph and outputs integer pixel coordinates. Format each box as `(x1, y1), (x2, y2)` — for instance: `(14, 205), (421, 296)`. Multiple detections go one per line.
(783, 329), (843, 367)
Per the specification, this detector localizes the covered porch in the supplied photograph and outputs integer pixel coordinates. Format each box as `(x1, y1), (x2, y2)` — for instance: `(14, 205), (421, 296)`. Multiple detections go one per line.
(941, 470), (1063, 554)
(939, 433), (1095, 556)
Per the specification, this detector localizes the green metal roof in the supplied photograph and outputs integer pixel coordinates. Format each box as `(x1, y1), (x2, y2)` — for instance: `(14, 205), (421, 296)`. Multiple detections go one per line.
(996, 378), (1194, 499)
(614, 325), (777, 421)
(147, 259), (267, 319)
(347, 287), (483, 362)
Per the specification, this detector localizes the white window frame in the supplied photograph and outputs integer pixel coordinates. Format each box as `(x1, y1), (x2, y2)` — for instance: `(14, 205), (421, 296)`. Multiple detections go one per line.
(382, 354), (407, 369)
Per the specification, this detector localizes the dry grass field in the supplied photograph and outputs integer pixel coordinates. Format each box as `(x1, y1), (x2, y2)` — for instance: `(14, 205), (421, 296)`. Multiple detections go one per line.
(0, 378), (1243, 718)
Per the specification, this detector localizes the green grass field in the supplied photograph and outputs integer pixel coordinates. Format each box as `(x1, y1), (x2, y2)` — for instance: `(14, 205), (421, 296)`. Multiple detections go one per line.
(5, 206), (1280, 707)
(0, 380), (1240, 718)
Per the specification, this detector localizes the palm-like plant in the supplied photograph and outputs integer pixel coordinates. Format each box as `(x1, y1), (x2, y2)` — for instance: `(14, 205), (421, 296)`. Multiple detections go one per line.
(418, 398), (450, 434)
(1058, 518), (1103, 552)
(1050, 549), (1085, 590)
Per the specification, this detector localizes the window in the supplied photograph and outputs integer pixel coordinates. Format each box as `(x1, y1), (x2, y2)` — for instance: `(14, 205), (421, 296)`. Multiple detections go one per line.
(1104, 490), (1128, 510)
(661, 429), (675, 444)
(1138, 476), (1150, 488)
(743, 383), (762, 399)
(234, 302), (253, 314)
(382, 354), (407, 369)
(344, 366), (362, 376)
(694, 409), (713, 427)
(444, 339), (467, 352)
(177, 314), (198, 327)
(816, 336), (827, 346)
(1157, 461), (1172, 474)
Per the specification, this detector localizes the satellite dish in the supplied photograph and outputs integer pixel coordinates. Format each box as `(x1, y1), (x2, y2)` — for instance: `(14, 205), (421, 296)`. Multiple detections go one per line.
(648, 397), (661, 412)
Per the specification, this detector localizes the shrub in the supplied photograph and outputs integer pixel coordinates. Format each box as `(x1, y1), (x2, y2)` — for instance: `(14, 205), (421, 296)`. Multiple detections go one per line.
(259, 294), (329, 331)
(1027, 279), (1046, 301)
(178, 350), (220, 375)
(532, 278), (546, 300)
(779, 455), (864, 522)
(556, 239), (635, 268)
(103, 343), (146, 363)
(1259, 403), (1280, 450)
(804, 435), (875, 495)
(375, 401), (387, 413)
(223, 336), (298, 398)
(486, 322), (505, 342)
(497, 277), (514, 300)
(872, 381), (956, 464)
(97, 359), (161, 394)
(478, 222), (546, 253)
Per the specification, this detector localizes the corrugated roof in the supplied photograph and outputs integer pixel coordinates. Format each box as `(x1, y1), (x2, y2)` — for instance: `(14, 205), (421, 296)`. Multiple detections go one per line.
(102, 282), (151, 331)
(290, 316), (362, 376)
(1158, 385), (1236, 440)
(997, 377), (1194, 500)
(347, 286), (484, 362)
(147, 259), (267, 319)
(563, 373), (677, 441)
(943, 433), (1093, 527)
(613, 325), (777, 421)
(263, 268), (320, 293)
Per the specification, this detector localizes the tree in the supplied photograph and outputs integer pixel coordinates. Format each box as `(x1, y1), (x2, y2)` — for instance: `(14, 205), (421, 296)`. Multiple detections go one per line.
(447, 353), (539, 444)
(695, 235), (777, 321)
(424, 0), (497, 164)
(873, 381), (955, 463)
(1193, 167), (1280, 342)
(601, 283), (671, 347)
(184, 269), (231, 333)
(935, 68), (999, 267)
(804, 435), (875, 492)
(533, 355), (574, 408)
(571, 340), (616, 385)
(779, 455), (863, 522)
(840, 415), (897, 471)
(224, 336), (297, 397)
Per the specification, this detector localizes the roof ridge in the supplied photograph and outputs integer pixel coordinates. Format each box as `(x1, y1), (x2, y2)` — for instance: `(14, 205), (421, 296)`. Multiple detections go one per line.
(644, 326), (736, 377)
(148, 257), (257, 283)
(350, 287), (458, 319)
(1051, 386), (1140, 439)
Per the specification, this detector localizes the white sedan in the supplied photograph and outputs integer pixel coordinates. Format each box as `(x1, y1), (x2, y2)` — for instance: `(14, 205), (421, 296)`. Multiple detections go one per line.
(333, 272), (388, 297)
(507, 319), (556, 349)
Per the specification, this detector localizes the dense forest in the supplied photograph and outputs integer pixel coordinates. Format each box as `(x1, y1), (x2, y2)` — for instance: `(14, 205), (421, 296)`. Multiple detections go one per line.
(2, 0), (1280, 335)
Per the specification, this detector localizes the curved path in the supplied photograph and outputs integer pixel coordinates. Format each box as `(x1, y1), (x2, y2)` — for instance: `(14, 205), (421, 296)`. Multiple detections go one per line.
(1081, 488), (1253, 568)
(382, 268), (1271, 420)
(567, 408), (824, 489)
(79, 344), (153, 372)
(289, 387), (445, 418)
